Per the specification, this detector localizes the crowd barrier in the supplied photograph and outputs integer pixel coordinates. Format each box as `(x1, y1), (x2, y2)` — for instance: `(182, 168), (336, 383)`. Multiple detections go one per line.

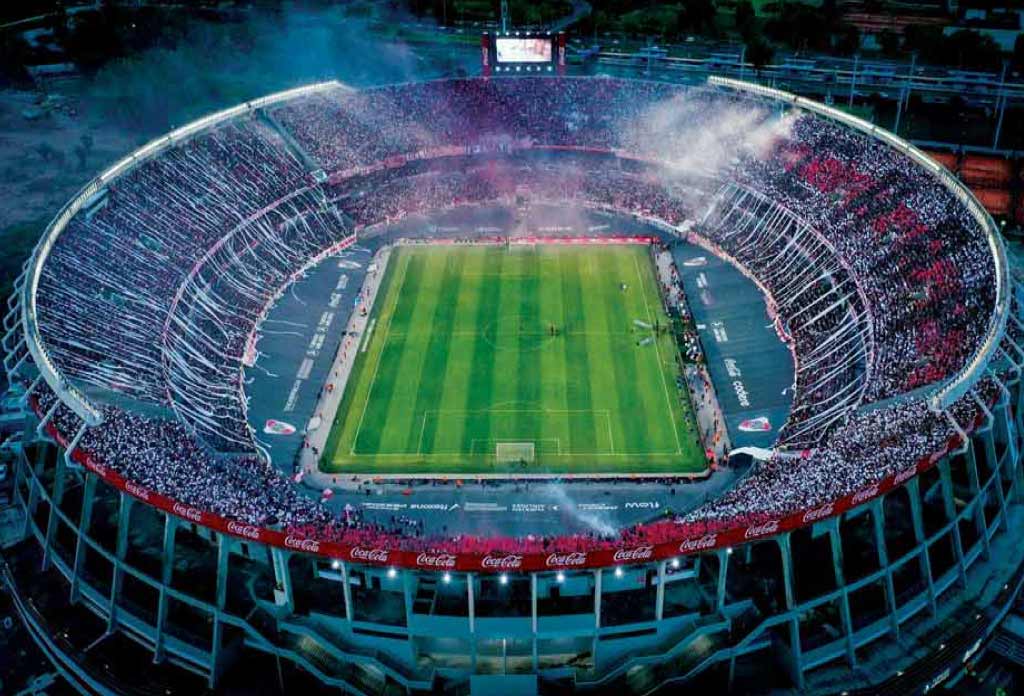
(31, 395), (981, 573)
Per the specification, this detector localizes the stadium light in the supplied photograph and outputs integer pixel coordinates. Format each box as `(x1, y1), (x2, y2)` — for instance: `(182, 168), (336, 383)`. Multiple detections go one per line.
(726, 547), (734, 555)
(556, 572), (565, 583)
(331, 560), (340, 570)
(614, 567), (623, 578)
(500, 573), (509, 585)
(670, 558), (680, 569)
(387, 567), (397, 579)
(442, 572), (452, 584)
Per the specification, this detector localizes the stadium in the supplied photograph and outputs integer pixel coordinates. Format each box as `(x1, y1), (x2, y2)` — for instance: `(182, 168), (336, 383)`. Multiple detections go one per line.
(2, 72), (1024, 695)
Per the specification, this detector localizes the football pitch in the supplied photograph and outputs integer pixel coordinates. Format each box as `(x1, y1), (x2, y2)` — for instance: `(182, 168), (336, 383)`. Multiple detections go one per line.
(321, 243), (705, 475)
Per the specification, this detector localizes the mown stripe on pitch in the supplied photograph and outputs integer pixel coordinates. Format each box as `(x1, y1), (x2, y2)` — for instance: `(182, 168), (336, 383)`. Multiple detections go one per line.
(561, 249), (596, 455)
(488, 247), (524, 460)
(341, 247), (410, 457)
(600, 248), (649, 455)
(427, 248), (484, 455)
(459, 247), (504, 456)
(324, 248), (407, 464)
(352, 251), (427, 454)
(514, 246), (542, 456)
(379, 249), (452, 453)
(405, 249), (464, 453)
(634, 246), (687, 455)
(538, 247), (569, 462)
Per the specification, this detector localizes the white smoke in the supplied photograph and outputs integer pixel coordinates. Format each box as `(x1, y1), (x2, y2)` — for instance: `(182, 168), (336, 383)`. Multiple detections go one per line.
(545, 484), (619, 538)
(621, 90), (798, 179)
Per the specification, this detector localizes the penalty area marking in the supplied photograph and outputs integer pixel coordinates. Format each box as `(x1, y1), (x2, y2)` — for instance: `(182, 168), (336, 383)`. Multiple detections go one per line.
(413, 408), (615, 456)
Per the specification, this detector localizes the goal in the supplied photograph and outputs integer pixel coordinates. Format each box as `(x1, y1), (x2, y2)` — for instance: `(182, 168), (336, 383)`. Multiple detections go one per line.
(496, 441), (536, 465)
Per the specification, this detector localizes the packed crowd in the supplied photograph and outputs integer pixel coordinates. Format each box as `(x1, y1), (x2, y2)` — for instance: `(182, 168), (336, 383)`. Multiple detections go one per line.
(748, 115), (996, 402)
(18, 76), (1006, 556)
(25, 371), (997, 556)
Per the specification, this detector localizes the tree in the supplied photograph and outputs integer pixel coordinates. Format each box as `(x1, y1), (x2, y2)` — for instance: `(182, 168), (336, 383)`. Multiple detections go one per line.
(74, 133), (95, 171)
(734, 0), (755, 39)
(944, 29), (1002, 71)
(834, 23), (860, 55)
(680, 0), (717, 35)
(878, 30), (900, 57)
(0, 33), (32, 84)
(36, 143), (58, 164)
(746, 35), (774, 71)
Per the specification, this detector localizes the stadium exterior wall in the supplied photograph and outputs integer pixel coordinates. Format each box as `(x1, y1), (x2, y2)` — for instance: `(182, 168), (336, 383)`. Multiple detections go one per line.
(5, 347), (1024, 693)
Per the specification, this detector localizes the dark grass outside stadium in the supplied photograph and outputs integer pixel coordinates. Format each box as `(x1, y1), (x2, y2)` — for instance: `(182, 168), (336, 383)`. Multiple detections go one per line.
(320, 242), (706, 476)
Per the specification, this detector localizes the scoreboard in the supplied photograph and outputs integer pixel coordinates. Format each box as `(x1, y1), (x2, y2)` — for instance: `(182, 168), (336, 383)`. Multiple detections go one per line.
(482, 32), (566, 75)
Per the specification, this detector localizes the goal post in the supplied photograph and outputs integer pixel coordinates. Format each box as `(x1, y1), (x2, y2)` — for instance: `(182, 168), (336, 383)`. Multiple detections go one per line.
(496, 441), (535, 465)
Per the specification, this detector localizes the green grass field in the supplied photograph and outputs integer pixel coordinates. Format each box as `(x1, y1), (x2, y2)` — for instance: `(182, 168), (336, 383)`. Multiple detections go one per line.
(321, 243), (705, 475)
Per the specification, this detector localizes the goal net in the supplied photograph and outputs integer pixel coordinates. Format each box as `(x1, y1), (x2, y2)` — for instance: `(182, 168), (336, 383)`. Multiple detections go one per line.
(496, 441), (536, 465)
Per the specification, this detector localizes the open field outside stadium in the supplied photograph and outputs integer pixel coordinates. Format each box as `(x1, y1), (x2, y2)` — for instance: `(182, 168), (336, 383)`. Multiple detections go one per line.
(321, 242), (705, 475)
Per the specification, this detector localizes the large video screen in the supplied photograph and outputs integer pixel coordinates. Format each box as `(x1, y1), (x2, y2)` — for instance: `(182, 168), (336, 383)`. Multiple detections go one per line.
(495, 37), (552, 63)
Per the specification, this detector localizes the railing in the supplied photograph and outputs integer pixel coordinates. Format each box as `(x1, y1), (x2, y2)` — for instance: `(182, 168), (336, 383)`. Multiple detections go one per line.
(707, 75), (1010, 411)
(17, 81), (341, 428)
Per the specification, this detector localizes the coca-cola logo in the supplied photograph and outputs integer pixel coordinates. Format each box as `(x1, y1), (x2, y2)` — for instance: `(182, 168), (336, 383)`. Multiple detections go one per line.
(416, 552), (456, 569)
(86, 457), (108, 478)
(678, 534), (717, 553)
(802, 502), (834, 524)
(744, 520), (780, 539)
(481, 554), (523, 570)
(172, 502), (203, 523)
(852, 483), (880, 505)
(612, 546), (654, 563)
(226, 521), (261, 541)
(285, 536), (321, 553)
(124, 481), (150, 502)
(545, 552), (587, 567)
(894, 465), (917, 485)
(350, 547), (390, 563)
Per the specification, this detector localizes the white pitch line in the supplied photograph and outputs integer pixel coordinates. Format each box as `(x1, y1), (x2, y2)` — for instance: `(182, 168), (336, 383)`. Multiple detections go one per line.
(349, 251), (410, 455)
(416, 412), (429, 455)
(604, 410), (616, 454)
(634, 254), (684, 455)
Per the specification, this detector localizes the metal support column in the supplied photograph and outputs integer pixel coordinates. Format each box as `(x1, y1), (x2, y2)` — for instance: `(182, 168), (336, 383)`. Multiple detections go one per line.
(69, 473), (96, 605)
(40, 456), (67, 571)
(778, 534), (804, 689)
(907, 477), (937, 614)
(208, 535), (231, 688)
(938, 459), (969, 588)
(468, 573), (476, 672)
(153, 513), (177, 663)
(592, 569), (603, 671)
(340, 561), (353, 624)
(531, 573), (538, 671)
(270, 548), (294, 612)
(826, 519), (856, 667)
(107, 491), (134, 632)
(964, 439), (991, 560)
(716, 549), (729, 611)
(871, 498), (900, 639)
(655, 561), (666, 621)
